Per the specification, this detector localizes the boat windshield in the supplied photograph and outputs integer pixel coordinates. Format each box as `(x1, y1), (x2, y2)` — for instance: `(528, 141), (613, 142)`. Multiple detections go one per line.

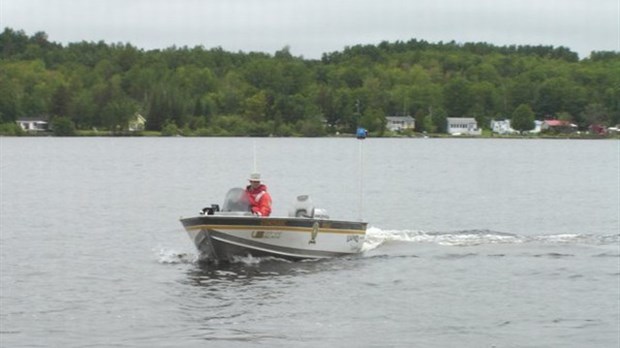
(221, 187), (250, 212)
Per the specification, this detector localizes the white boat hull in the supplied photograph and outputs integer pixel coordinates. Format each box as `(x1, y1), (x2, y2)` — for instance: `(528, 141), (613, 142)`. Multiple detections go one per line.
(180, 215), (367, 262)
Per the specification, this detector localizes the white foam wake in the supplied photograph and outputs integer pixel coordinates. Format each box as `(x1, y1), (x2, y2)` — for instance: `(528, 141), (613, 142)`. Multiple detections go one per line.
(361, 227), (523, 250)
(361, 227), (619, 250)
(156, 248), (197, 264)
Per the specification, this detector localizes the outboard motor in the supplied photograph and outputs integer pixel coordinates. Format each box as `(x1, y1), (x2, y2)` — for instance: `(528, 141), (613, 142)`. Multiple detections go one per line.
(290, 195), (313, 217)
(312, 208), (329, 219)
(221, 187), (251, 212)
(289, 195), (329, 219)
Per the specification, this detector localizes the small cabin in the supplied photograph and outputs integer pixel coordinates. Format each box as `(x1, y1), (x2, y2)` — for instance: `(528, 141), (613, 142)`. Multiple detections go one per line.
(386, 116), (415, 132)
(446, 117), (481, 136)
(16, 118), (50, 132)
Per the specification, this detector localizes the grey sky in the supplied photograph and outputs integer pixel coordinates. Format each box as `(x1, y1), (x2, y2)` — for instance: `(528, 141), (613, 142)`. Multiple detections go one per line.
(1, 0), (618, 59)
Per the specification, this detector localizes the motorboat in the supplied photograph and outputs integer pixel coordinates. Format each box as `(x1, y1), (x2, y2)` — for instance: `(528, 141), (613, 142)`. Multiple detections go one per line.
(180, 188), (367, 263)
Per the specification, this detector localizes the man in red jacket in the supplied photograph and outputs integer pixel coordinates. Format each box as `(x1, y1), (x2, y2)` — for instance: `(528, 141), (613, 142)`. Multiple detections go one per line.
(246, 173), (272, 217)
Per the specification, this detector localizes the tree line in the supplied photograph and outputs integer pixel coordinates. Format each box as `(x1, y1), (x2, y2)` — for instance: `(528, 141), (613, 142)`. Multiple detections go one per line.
(1, 27), (618, 136)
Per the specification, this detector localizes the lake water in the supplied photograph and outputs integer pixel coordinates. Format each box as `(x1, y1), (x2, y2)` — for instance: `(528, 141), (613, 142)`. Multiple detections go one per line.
(1, 137), (618, 347)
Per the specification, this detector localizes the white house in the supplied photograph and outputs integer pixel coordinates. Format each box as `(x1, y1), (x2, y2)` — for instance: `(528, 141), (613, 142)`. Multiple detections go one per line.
(528, 120), (544, 134)
(128, 113), (146, 131)
(490, 119), (516, 134)
(16, 118), (49, 132)
(386, 116), (415, 132)
(446, 117), (481, 136)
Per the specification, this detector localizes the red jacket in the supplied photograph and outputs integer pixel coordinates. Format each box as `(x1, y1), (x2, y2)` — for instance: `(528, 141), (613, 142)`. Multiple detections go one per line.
(245, 184), (272, 217)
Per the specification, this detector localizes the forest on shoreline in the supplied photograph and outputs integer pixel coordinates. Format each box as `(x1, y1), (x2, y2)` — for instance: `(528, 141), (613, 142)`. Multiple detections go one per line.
(1, 28), (618, 137)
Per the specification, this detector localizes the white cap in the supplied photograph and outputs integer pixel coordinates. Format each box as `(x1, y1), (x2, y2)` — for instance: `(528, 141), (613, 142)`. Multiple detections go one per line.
(248, 172), (261, 182)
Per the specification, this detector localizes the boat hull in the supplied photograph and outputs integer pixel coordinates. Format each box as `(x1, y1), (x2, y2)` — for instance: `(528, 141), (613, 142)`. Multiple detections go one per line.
(180, 215), (367, 262)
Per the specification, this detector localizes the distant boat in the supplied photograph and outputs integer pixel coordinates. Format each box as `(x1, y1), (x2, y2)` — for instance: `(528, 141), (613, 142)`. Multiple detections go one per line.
(180, 188), (367, 263)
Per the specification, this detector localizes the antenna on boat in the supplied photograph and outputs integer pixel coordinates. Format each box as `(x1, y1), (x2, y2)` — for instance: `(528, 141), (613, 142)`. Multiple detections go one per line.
(356, 127), (367, 221)
(252, 139), (257, 172)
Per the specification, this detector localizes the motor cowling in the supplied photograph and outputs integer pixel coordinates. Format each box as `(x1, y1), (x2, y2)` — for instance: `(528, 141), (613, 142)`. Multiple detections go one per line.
(289, 195), (329, 219)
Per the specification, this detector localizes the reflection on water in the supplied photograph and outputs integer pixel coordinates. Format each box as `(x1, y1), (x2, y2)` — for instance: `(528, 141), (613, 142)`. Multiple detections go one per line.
(185, 258), (304, 285)
(182, 255), (365, 288)
(173, 254), (379, 345)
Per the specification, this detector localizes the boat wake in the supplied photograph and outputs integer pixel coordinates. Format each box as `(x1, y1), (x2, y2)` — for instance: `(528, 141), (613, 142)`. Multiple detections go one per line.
(157, 229), (618, 265)
(156, 247), (299, 266)
(362, 226), (620, 251)
(229, 254), (293, 264)
(156, 248), (197, 265)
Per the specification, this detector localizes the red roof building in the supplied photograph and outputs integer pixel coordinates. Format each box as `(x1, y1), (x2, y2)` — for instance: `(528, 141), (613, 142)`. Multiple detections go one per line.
(541, 120), (578, 133)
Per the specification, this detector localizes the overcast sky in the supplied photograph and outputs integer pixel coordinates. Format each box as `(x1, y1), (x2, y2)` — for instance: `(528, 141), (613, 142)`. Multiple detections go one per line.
(1, 0), (618, 59)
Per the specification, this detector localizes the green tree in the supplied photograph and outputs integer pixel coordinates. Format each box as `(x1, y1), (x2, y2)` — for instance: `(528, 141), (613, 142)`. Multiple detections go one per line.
(429, 107), (447, 133)
(2, 28), (619, 137)
(69, 90), (96, 128)
(0, 76), (21, 122)
(145, 85), (190, 130)
(443, 78), (473, 117)
(470, 81), (501, 127)
(511, 104), (535, 133)
(581, 103), (610, 126)
(0, 28), (29, 58)
(360, 107), (385, 134)
(556, 111), (573, 122)
(242, 91), (269, 123)
(101, 97), (139, 131)
(51, 116), (76, 136)
(161, 120), (179, 136)
(51, 85), (72, 117)
(534, 77), (586, 118)
(298, 115), (326, 137)
(0, 122), (25, 135)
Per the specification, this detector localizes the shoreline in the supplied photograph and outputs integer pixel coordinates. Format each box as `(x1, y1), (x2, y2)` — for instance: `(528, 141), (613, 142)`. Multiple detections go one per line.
(2, 131), (617, 140)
